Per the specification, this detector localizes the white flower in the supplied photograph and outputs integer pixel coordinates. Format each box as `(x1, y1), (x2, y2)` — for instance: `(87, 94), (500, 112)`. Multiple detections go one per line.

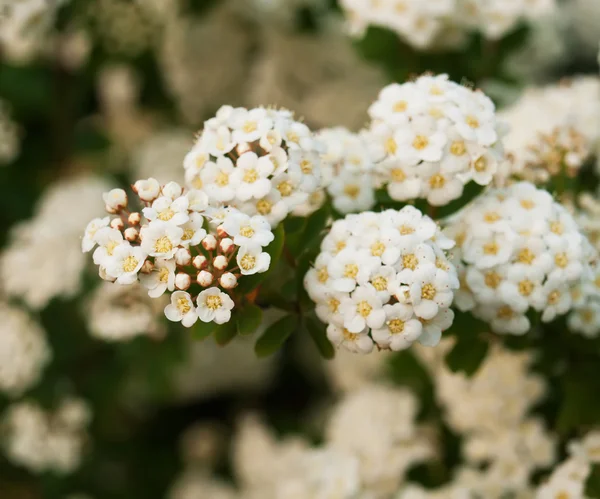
(394, 116), (447, 163)
(164, 291), (198, 328)
(201, 158), (238, 202)
(105, 243), (146, 285)
(328, 171), (375, 214)
(327, 248), (379, 293)
(568, 302), (600, 338)
(410, 264), (454, 320)
(140, 221), (183, 259)
(326, 324), (374, 354)
(371, 303), (423, 351)
(134, 178), (161, 202)
(418, 307), (454, 346)
(142, 196), (189, 226)
(340, 286), (386, 333)
(92, 227), (124, 266)
(102, 188), (127, 211)
(236, 244), (271, 276)
(139, 258), (176, 298)
(179, 213), (207, 248)
(186, 189), (209, 212)
(82, 216), (109, 252)
(230, 152), (274, 201)
(162, 181), (183, 200)
(221, 212), (274, 247)
(197, 287), (234, 324)
(230, 107), (273, 143)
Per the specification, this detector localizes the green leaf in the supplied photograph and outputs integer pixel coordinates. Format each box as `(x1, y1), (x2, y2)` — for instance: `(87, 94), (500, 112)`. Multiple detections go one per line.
(236, 224), (285, 294)
(306, 317), (334, 359)
(290, 205), (330, 258)
(284, 216), (306, 234)
(435, 181), (485, 220)
(214, 321), (237, 346)
(236, 304), (263, 336)
(556, 365), (600, 434)
(585, 465), (600, 497)
(254, 314), (297, 358)
(445, 336), (489, 376)
(192, 320), (215, 341)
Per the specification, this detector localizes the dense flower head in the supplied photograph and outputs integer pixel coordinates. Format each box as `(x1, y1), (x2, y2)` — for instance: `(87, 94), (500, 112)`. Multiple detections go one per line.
(317, 126), (378, 214)
(340, 0), (555, 49)
(304, 207), (458, 354)
(366, 74), (505, 206)
(82, 179), (274, 329)
(183, 105), (326, 227)
(446, 181), (597, 335)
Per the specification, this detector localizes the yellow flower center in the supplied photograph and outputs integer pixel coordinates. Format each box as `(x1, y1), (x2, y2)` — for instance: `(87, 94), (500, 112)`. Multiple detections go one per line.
(357, 301), (372, 317)
(520, 199), (535, 210)
(484, 211), (500, 223)
(240, 254), (256, 271)
(317, 268), (328, 283)
(155, 236), (173, 254)
(429, 107), (444, 119)
(215, 172), (229, 187)
(483, 242), (499, 255)
(466, 115), (480, 128)
(518, 280), (534, 296)
(342, 328), (360, 341)
(256, 199), (272, 215)
(421, 283), (436, 300)
(371, 242), (385, 257)
(328, 298), (340, 313)
(403, 253), (418, 270)
(388, 319), (405, 334)
(517, 248), (535, 264)
(484, 271), (502, 289)
(450, 141), (467, 156)
(555, 253), (568, 268)
(393, 100), (407, 112)
(497, 306), (514, 319)
(474, 156), (487, 172)
(435, 258), (449, 271)
(287, 131), (299, 144)
(413, 135), (429, 150)
(344, 264), (359, 279)
(158, 208), (175, 221)
(398, 224), (414, 235)
(122, 256), (139, 273)
(205, 295), (222, 310)
(430, 85), (443, 95)
(243, 121), (257, 133)
(372, 276), (388, 291)
(159, 267), (170, 283)
(243, 169), (258, 184)
(335, 241), (346, 254)
(277, 181), (293, 197)
(548, 290), (560, 305)
(177, 297), (191, 314)
(344, 184), (360, 199)
(240, 226), (255, 238)
(429, 174), (445, 189)
(385, 137), (397, 155)
(106, 240), (119, 256)
(391, 168), (406, 182)
(182, 228), (195, 241)
(550, 221), (564, 235)
(192, 176), (203, 189)
(300, 160), (313, 174)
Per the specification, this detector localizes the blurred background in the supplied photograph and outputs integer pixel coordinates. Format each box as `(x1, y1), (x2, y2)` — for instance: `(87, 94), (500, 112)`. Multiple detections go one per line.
(1, 0), (600, 498)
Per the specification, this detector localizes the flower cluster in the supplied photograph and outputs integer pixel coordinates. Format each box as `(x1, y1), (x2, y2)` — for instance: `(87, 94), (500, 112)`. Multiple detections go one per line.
(3, 397), (91, 474)
(340, 0), (555, 49)
(183, 105), (326, 227)
(304, 207), (458, 354)
(0, 304), (51, 397)
(318, 127), (377, 214)
(82, 179), (274, 328)
(446, 182), (596, 335)
(498, 76), (600, 185)
(366, 74), (505, 206)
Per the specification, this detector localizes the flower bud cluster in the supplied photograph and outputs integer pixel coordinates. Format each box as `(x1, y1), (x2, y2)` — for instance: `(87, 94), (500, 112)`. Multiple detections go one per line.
(366, 74), (505, 206)
(304, 207), (458, 354)
(82, 179), (274, 328)
(183, 105), (326, 227)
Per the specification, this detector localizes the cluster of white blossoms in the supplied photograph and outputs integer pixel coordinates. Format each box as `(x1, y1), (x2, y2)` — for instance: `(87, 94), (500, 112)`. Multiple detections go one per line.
(82, 179), (274, 328)
(340, 0), (555, 49)
(0, 304), (51, 397)
(304, 207), (458, 354)
(366, 74), (505, 206)
(0, 99), (19, 165)
(318, 127), (378, 214)
(183, 105), (326, 227)
(3, 397), (91, 474)
(446, 182), (596, 335)
(498, 76), (600, 185)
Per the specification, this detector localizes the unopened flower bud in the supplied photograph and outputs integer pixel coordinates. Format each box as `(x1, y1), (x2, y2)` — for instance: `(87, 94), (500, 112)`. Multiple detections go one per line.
(124, 227), (139, 242)
(193, 255), (207, 270)
(128, 212), (141, 226)
(197, 270), (213, 287)
(217, 225), (228, 238)
(162, 181), (183, 200)
(103, 188), (127, 213)
(110, 218), (124, 231)
(175, 273), (191, 290)
(175, 248), (192, 266)
(202, 234), (217, 251)
(213, 255), (228, 270)
(133, 178), (160, 202)
(141, 260), (154, 273)
(219, 272), (237, 289)
(219, 238), (234, 253)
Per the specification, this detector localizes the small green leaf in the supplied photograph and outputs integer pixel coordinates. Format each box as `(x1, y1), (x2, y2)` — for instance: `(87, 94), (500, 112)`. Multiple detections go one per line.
(445, 336), (489, 376)
(284, 216), (306, 234)
(236, 304), (263, 336)
(306, 317), (335, 359)
(291, 205), (330, 258)
(192, 320), (215, 341)
(254, 314), (297, 358)
(585, 465), (600, 497)
(236, 224), (285, 294)
(435, 181), (485, 219)
(214, 321), (237, 346)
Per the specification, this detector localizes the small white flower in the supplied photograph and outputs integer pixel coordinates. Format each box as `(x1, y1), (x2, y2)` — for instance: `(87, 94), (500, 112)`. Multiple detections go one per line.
(197, 287), (234, 324)
(409, 264), (454, 320)
(142, 196), (189, 226)
(327, 248), (379, 293)
(162, 181), (183, 200)
(221, 212), (274, 247)
(326, 324), (374, 354)
(240, 191), (289, 228)
(230, 107), (273, 143)
(236, 244), (271, 275)
(179, 213), (207, 248)
(341, 286), (386, 333)
(105, 243), (146, 285)
(92, 227), (124, 266)
(186, 189), (209, 212)
(139, 258), (176, 298)
(164, 291), (198, 328)
(230, 152), (274, 201)
(103, 188), (127, 212)
(133, 178), (161, 202)
(82, 217), (109, 253)
(371, 303), (423, 351)
(418, 307), (454, 346)
(201, 158), (238, 203)
(568, 303), (600, 338)
(140, 221), (183, 259)
(394, 116), (447, 163)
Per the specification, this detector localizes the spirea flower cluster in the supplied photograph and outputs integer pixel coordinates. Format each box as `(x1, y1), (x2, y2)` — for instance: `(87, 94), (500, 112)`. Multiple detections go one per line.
(82, 179), (274, 328)
(340, 0), (555, 49)
(3, 397), (91, 474)
(183, 105), (326, 227)
(366, 74), (505, 206)
(318, 127), (378, 214)
(447, 182), (596, 335)
(304, 207), (458, 354)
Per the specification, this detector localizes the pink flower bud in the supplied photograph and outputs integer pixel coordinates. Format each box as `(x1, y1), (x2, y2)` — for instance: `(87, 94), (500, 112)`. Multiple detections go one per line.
(219, 272), (237, 289)
(133, 178), (160, 202)
(162, 181), (183, 200)
(219, 238), (234, 253)
(110, 218), (124, 231)
(124, 227), (139, 242)
(128, 212), (141, 226)
(197, 270), (213, 287)
(141, 260), (154, 273)
(103, 189), (128, 213)
(213, 255), (228, 270)
(175, 273), (192, 290)
(175, 248), (192, 266)
(193, 255), (207, 270)
(217, 225), (228, 238)
(202, 234), (217, 251)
